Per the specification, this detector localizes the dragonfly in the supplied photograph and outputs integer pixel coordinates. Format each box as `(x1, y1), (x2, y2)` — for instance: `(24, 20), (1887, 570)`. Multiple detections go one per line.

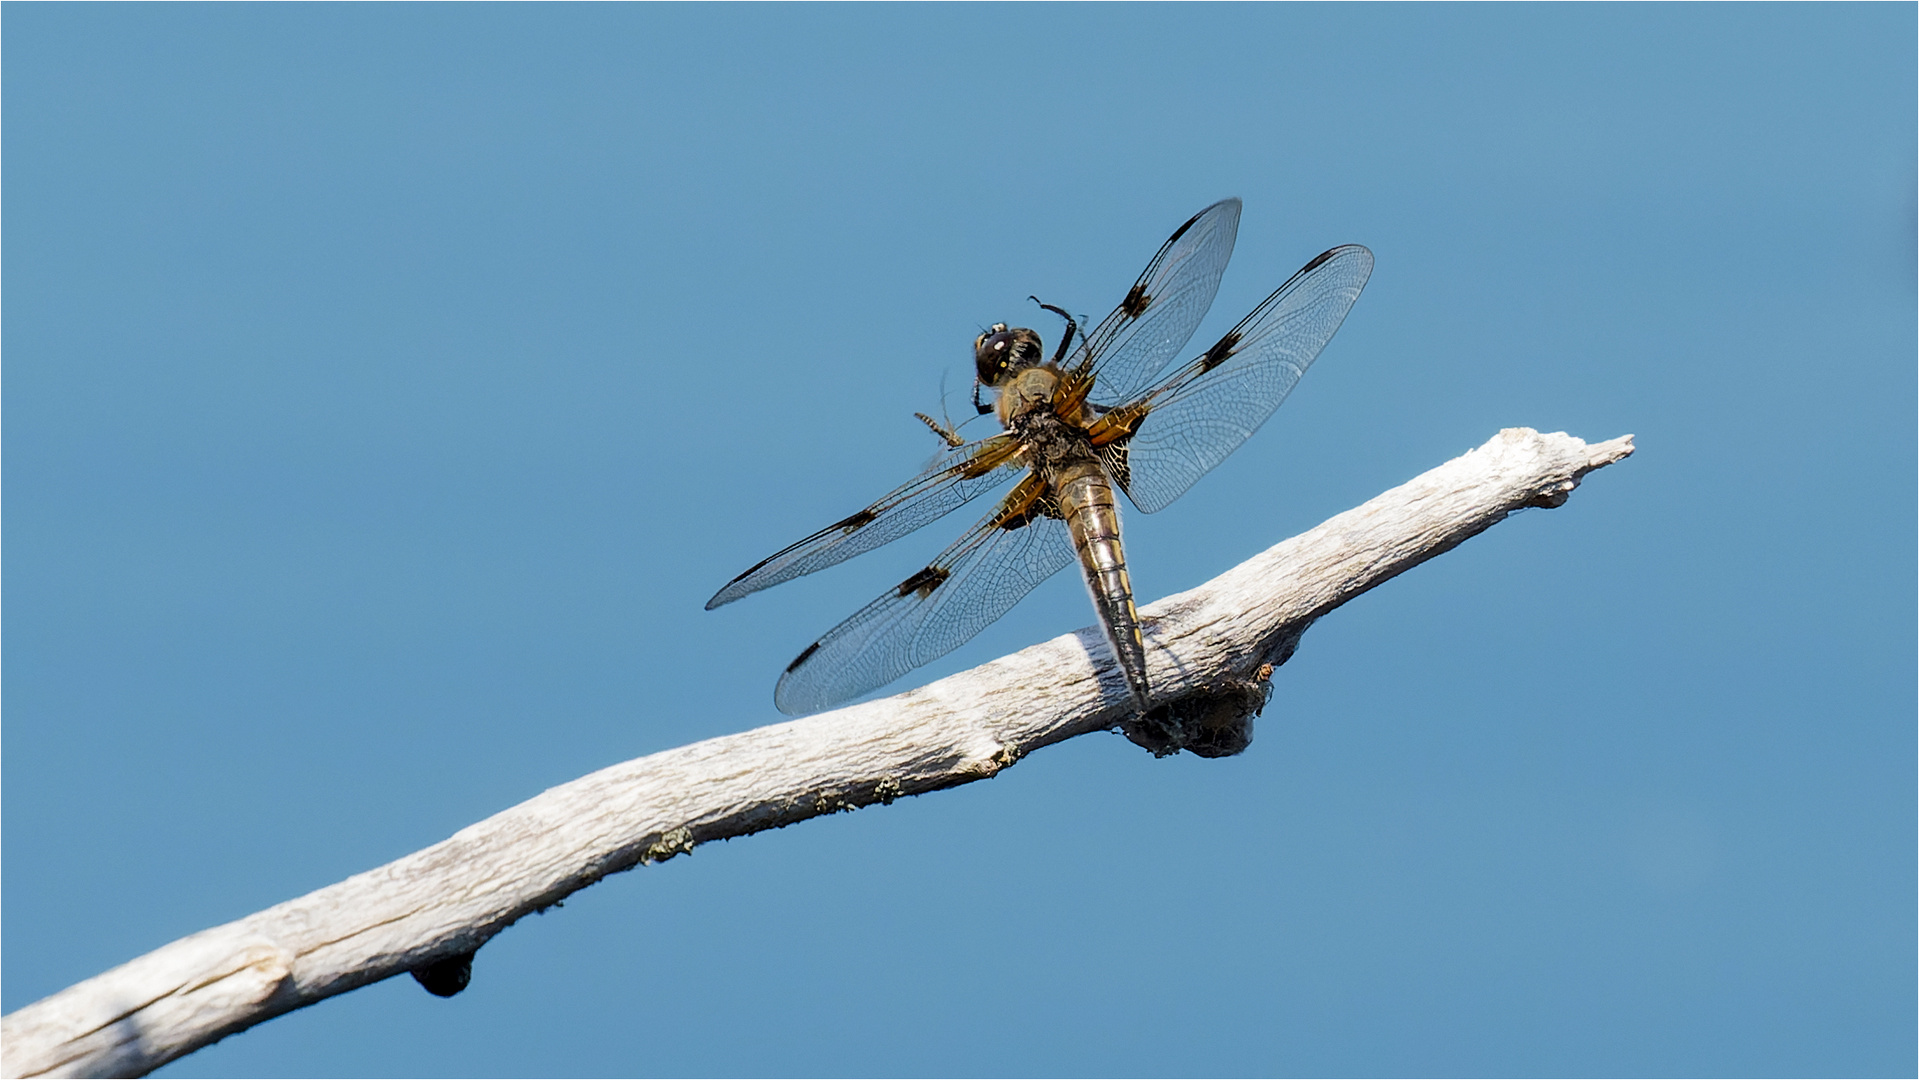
(708, 199), (1373, 716)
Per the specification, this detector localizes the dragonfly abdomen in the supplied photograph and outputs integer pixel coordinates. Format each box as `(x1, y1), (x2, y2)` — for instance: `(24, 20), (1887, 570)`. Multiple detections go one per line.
(1052, 460), (1150, 709)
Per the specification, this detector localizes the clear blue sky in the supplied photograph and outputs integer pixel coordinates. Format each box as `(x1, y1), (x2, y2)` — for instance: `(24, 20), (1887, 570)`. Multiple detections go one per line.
(5, 5), (1912, 1077)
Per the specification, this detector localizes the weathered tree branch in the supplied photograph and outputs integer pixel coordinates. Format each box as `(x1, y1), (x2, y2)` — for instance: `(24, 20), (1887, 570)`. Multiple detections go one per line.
(1, 427), (1634, 1079)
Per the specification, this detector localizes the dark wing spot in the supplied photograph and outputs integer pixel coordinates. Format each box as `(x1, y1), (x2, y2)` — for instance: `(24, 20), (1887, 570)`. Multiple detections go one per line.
(1299, 247), (1339, 273)
(1166, 211), (1200, 244)
(997, 493), (1059, 531)
(1120, 284), (1152, 319)
(896, 565), (951, 599)
(1198, 331), (1242, 373)
(1101, 442), (1133, 494)
(785, 641), (822, 673)
(833, 508), (878, 532)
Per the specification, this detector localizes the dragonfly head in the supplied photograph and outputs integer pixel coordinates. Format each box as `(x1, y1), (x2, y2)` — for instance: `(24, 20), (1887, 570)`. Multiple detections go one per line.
(973, 323), (1046, 388)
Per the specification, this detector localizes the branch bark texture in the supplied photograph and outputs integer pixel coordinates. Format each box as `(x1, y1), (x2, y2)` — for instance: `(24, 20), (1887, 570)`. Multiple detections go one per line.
(1, 427), (1634, 1079)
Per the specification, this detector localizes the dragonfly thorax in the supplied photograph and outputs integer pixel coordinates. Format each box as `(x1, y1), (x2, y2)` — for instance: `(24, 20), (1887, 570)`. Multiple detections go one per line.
(995, 365), (1068, 427)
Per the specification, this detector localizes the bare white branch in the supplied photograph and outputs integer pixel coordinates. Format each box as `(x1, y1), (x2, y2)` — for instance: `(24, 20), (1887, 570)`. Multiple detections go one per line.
(1, 427), (1634, 1079)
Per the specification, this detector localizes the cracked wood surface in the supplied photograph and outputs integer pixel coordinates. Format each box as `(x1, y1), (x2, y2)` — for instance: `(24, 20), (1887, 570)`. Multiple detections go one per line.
(1, 427), (1634, 1079)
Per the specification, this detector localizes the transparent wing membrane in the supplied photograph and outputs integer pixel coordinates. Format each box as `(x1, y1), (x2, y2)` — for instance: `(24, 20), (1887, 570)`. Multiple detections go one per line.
(774, 483), (1076, 715)
(1073, 199), (1241, 408)
(705, 434), (1021, 610)
(1110, 245), (1373, 514)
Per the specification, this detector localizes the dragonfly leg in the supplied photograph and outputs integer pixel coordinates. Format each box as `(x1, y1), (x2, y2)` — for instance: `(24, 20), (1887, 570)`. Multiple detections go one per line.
(1028, 296), (1080, 366)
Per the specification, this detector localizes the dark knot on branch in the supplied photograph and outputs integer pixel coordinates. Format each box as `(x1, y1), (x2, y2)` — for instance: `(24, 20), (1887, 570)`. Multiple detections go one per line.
(1121, 663), (1275, 758)
(411, 949), (476, 998)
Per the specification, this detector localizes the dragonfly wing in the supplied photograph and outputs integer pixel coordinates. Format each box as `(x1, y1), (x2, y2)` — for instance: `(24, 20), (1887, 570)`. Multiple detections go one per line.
(774, 476), (1076, 715)
(1105, 245), (1373, 515)
(1075, 199), (1242, 408)
(706, 433), (1022, 609)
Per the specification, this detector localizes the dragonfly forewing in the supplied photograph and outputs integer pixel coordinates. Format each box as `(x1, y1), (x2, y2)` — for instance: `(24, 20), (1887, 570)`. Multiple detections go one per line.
(1071, 198), (1242, 408)
(1094, 245), (1374, 515)
(706, 433), (1023, 610)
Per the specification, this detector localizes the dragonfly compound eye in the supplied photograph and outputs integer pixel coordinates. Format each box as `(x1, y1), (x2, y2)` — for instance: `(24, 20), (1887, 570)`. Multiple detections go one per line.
(975, 330), (1016, 385)
(975, 326), (1044, 386)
